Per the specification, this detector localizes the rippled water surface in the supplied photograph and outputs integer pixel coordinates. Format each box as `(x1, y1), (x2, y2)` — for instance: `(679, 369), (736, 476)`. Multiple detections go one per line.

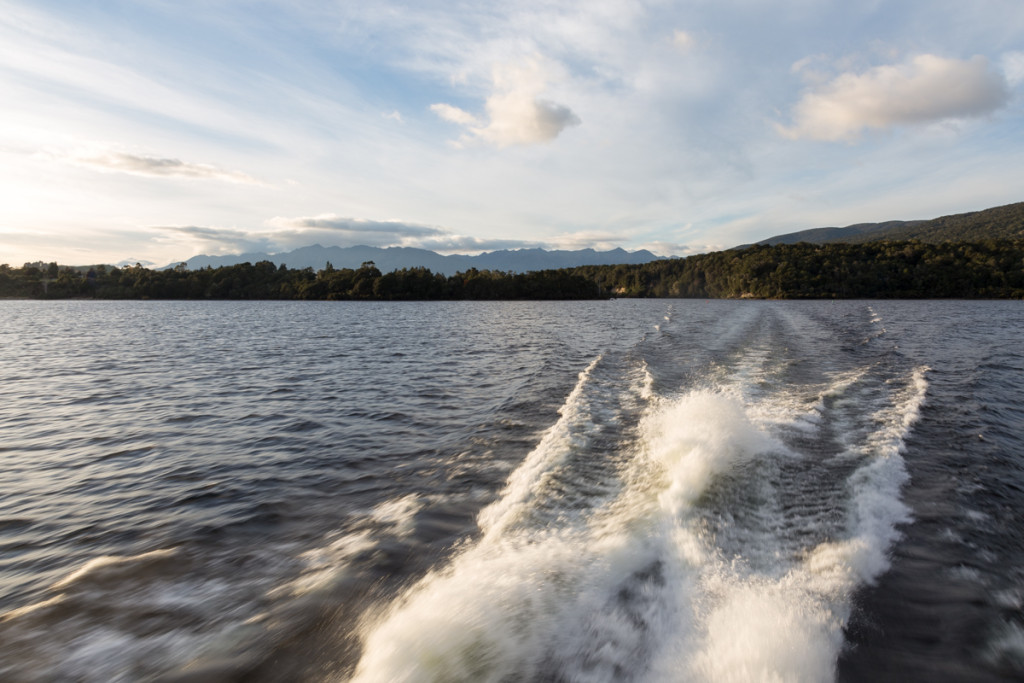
(0, 299), (1021, 681)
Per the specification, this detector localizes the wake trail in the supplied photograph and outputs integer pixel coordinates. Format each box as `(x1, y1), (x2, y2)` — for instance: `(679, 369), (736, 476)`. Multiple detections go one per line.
(348, 307), (926, 683)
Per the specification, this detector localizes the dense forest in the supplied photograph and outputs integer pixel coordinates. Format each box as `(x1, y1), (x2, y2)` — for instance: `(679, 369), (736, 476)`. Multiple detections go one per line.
(758, 201), (1024, 246)
(0, 260), (603, 300)
(3, 240), (1024, 300)
(572, 240), (1024, 299)
(846, 201), (1024, 244)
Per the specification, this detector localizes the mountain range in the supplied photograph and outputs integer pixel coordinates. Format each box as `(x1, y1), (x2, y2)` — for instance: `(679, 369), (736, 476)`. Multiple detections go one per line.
(169, 245), (665, 276)
(165, 201), (1023, 275)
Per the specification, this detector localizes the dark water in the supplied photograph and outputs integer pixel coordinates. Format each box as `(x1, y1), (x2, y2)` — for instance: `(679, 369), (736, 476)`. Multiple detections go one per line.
(0, 300), (1021, 682)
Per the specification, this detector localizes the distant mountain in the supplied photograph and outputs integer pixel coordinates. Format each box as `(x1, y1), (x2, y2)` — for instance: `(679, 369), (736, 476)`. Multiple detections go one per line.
(753, 201), (1024, 246)
(168, 245), (665, 275)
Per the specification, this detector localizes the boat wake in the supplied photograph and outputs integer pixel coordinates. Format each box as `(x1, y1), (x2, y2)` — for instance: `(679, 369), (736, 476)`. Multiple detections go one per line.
(350, 308), (927, 682)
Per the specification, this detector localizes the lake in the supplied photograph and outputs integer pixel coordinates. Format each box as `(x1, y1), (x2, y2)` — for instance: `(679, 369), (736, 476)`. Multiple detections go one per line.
(1, 299), (1021, 681)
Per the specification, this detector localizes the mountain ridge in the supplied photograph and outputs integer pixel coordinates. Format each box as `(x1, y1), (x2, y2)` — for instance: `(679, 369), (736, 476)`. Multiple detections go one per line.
(752, 201), (1024, 246)
(168, 244), (665, 275)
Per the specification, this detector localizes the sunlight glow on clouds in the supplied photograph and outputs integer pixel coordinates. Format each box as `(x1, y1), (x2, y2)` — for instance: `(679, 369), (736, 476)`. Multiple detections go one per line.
(673, 30), (696, 53)
(264, 215), (547, 253)
(269, 215), (448, 241)
(164, 216), (555, 256)
(270, 214), (554, 253)
(163, 226), (274, 254)
(69, 152), (264, 184)
(430, 103), (479, 127)
(432, 58), (580, 147)
(780, 54), (1010, 141)
(1, 0), (1023, 267)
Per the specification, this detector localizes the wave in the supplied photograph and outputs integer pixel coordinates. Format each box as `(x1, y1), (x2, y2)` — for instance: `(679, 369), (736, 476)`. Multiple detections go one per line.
(49, 548), (180, 591)
(348, 331), (929, 682)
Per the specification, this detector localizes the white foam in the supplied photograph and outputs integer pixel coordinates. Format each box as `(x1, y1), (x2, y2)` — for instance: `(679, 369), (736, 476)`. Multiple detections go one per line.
(371, 494), (422, 537)
(351, 355), (931, 683)
(477, 356), (602, 538)
(51, 548), (179, 590)
(639, 360), (655, 402)
(684, 576), (842, 683)
(351, 532), (583, 683)
(642, 390), (774, 517)
(276, 531), (377, 597)
(843, 366), (926, 581)
(985, 621), (1024, 672)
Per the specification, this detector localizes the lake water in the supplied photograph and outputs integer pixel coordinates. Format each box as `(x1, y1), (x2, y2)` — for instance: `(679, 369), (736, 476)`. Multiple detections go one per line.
(0, 299), (1022, 682)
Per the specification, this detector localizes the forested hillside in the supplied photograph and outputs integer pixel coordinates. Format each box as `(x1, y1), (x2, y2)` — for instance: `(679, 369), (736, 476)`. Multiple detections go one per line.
(4, 240), (1023, 300)
(758, 202), (1024, 246)
(575, 240), (1024, 299)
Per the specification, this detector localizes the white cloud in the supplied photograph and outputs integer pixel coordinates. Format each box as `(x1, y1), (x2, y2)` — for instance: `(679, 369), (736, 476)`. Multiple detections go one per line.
(1002, 51), (1024, 87)
(162, 214), (669, 257)
(673, 30), (696, 53)
(431, 57), (580, 147)
(159, 217), (550, 256)
(546, 230), (626, 252)
(407, 234), (547, 254)
(429, 103), (479, 126)
(269, 214), (447, 240)
(265, 214), (551, 253)
(780, 54), (1010, 141)
(162, 226), (275, 254)
(68, 151), (264, 184)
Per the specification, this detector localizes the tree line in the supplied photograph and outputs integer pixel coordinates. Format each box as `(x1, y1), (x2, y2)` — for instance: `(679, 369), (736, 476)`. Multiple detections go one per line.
(0, 260), (603, 300)
(569, 240), (1024, 299)
(3, 240), (1023, 300)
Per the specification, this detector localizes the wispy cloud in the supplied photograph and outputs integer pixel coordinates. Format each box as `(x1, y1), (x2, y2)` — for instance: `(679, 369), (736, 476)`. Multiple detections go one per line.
(1002, 51), (1024, 87)
(780, 54), (1009, 141)
(161, 226), (276, 254)
(269, 214), (446, 241)
(267, 214), (548, 253)
(70, 152), (265, 184)
(431, 57), (580, 147)
(158, 214), (626, 257)
(430, 103), (479, 126)
(412, 234), (548, 254)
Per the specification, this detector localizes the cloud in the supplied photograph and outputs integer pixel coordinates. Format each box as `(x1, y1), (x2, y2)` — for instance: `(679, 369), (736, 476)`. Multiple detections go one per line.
(269, 214), (552, 253)
(429, 103), (479, 126)
(71, 152), (264, 184)
(1003, 51), (1024, 87)
(431, 57), (581, 147)
(655, 241), (721, 257)
(269, 214), (447, 241)
(159, 214), (637, 257)
(780, 54), (1010, 141)
(161, 226), (275, 254)
(409, 234), (548, 253)
(673, 30), (696, 53)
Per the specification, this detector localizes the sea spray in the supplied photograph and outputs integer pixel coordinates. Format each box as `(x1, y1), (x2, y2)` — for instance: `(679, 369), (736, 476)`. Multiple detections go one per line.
(641, 390), (774, 517)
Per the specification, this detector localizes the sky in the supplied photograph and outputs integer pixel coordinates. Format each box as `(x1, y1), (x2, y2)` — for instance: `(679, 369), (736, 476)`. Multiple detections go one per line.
(1, 0), (1022, 267)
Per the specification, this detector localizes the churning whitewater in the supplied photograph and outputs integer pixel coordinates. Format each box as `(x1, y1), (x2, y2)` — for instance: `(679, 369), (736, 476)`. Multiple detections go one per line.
(351, 306), (927, 682)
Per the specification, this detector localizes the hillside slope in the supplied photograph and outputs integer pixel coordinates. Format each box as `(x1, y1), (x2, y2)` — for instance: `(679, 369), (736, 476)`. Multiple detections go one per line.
(756, 202), (1024, 246)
